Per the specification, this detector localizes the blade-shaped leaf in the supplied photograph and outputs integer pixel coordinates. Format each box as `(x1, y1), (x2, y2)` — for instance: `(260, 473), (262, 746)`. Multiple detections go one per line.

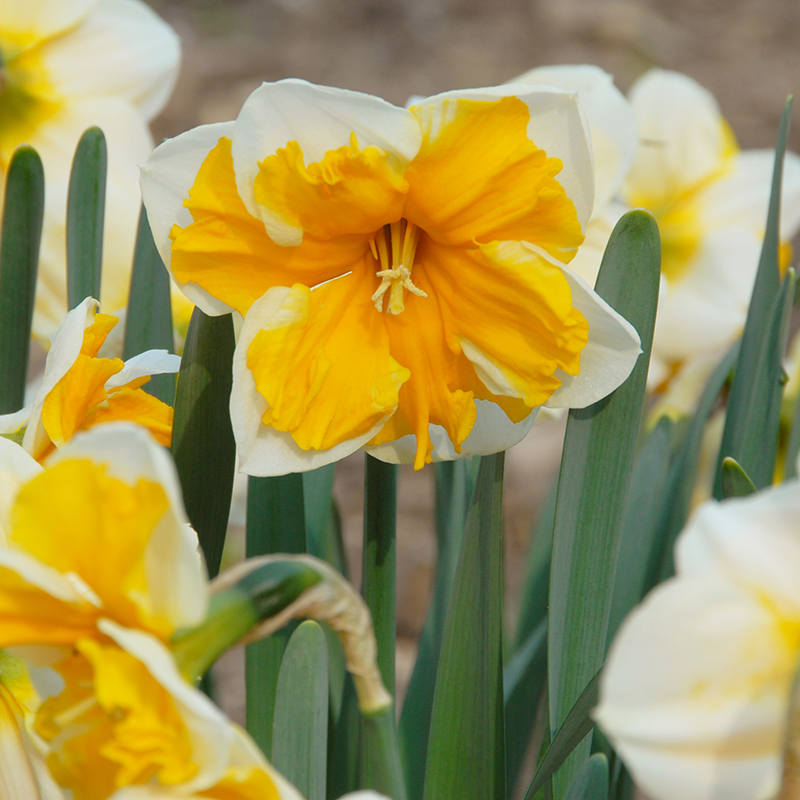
(304, 464), (347, 574)
(273, 621), (329, 800)
(67, 127), (106, 308)
(423, 452), (506, 800)
(548, 210), (660, 798)
(563, 754), (608, 800)
(720, 456), (757, 498)
(0, 146), (43, 413)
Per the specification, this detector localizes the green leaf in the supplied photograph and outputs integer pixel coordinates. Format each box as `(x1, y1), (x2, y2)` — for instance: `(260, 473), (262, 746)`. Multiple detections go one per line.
(523, 670), (602, 800)
(66, 127), (106, 309)
(272, 621), (329, 800)
(0, 146), (43, 413)
(548, 210), (660, 797)
(171, 308), (236, 578)
(360, 706), (408, 800)
(563, 755), (608, 800)
(123, 205), (175, 405)
(606, 416), (673, 645)
(423, 452), (506, 800)
(720, 456), (758, 498)
(399, 458), (477, 800)
(505, 618), (548, 794)
(303, 465), (347, 574)
(714, 98), (794, 493)
(245, 473), (306, 759)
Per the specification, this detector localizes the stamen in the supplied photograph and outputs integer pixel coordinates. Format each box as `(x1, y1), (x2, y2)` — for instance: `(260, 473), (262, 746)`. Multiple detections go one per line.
(370, 220), (427, 314)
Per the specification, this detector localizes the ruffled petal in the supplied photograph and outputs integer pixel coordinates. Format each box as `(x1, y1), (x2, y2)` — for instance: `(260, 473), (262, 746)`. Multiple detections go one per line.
(231, 79), (422, 245)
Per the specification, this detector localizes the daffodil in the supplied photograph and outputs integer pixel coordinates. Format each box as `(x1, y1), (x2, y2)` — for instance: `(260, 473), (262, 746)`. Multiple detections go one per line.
(595, 478), (800, 800)
(0, 0), (181, 339)
(621, 69), (800, 389)
(0, 297), (180, 460)
(141, 79), (641, 474)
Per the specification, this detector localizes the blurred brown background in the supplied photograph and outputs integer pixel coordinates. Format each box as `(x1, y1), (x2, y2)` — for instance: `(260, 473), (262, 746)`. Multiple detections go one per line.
(146, 0), (800, 785)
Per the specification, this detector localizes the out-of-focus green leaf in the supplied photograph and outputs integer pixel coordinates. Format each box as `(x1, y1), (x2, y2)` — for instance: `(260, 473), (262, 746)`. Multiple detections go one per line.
(123, 205), (174, 404)
(714, 99), (794, 494)
(523, 670), (601, 800)
(304, 465), (347, 574)
(563, 755), (608, 800)
(399, 458), (477, 800)
(606, 416), (673, 645)
(548, 210), (660, 798)
(0, 146), (43, 413)
(423, 453), (506, 800)
(67, 127), (106, 308)
(273, 621), (329, 800)
(245, 473), (306, 759)
(720, 456), (758, 498)
(505, 618), (548, 794)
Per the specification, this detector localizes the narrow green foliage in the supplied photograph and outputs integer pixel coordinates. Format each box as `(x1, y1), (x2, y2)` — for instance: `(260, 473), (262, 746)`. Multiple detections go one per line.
(399, 458), (477, 800)
(523, 670), (602, 800)
(273, 622), (329, 800)
(563, 755), (609, 800)
(785, 384), (800, 480)
(123, 206), (174, 404)
(245, 473), (306, 759)
(423, 453), (506, 800)
(547, 211), (660, 797)
(66, 127), (106, 308)
(720, 457), (758, 498)
(171, 308), (236, 578)
(606, 416), (673, 645)
(0, 146), (43, 413)
(304, 465), (346, 574)
(505, 618), (548, 794)
(361, 708), (408, 800)
(714, 99), (794, 493)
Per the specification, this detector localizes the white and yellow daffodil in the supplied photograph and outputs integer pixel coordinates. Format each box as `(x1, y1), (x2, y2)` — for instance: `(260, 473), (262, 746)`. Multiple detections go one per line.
(595, 478), (800, 800)
(622, 69), (800, 389)
(0, 297), (180, 460)
(141, 79), (641, 474)
(0, 0), (181, 339)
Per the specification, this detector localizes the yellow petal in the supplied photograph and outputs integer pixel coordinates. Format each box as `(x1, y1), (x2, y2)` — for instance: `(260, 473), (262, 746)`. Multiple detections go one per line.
(170, 136), (370, 316)
(197, 767), (281, 800)
(247, 269), (409, 453)
(84, 386), (174, 447)
(404, 96), (584, 261)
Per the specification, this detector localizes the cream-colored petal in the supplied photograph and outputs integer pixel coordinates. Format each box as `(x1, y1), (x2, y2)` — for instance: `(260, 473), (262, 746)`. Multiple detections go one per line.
(38, 0), (180, 121)
(231, 79), (422, 245)
(511, 65), (636, 216)
(139, 121), (238, 316)
(364, 399), (537, 464)
(596, 573), (790, 800)
(566, 201), (627, 288)
(0, 0), (98, 41)
(624, 69), (730, 205)
(105, 350), (180, 390)
(231, 287), (392, 476)
(416, 83), (594, 231)
(0, 438), (42, 547)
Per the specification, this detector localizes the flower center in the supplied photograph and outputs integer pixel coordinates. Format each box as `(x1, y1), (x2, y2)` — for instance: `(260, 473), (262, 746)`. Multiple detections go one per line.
(370, 219), (427, 315)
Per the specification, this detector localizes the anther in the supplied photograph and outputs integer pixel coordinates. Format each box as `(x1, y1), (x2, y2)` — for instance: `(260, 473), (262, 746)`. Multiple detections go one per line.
(371, 221), (427, 314)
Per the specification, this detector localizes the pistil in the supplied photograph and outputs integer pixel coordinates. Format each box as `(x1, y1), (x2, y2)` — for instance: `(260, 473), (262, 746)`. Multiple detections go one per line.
(371, 220), (427, 314)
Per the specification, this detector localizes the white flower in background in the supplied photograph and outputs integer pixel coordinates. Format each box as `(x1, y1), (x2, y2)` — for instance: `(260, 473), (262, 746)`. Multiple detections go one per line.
(622, 69), (800, 389)
(0, 0), (181, 340)
(595, 479), (800, 800)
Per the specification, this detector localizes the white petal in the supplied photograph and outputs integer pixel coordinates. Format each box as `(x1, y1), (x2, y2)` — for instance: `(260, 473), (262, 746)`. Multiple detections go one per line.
(38, 0), (180, 121)
(625, 70), (729, 204)
(48, 424), (207, 629)
(0, 548), (89, 605)
(0, 0), (97, 41)
(105, 350), (180, 390)
(98, 620), (233, 792)
(568, 201), (627, 288)
(231, 288), (389, 476)
(596, 572), (789, 800)
(364, 400), (537, 464)
(231, 80), (422, 246)
(417, 83), (594, 231)
(140, 121), (238, 317)
(0, 438), (42, 547)
(511, 65), (636, 216)
(676, 483), (800, 617)
(23, 298), (99, 458)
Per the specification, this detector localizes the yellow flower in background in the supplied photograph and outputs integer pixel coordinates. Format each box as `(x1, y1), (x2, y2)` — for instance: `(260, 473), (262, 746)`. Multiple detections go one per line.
(0, 0), (181, 340)
(141, 79), (641, 474)
(621, 69), (800, 390)
(595, 478), (800, 800)
(0, 297), (180, 461)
